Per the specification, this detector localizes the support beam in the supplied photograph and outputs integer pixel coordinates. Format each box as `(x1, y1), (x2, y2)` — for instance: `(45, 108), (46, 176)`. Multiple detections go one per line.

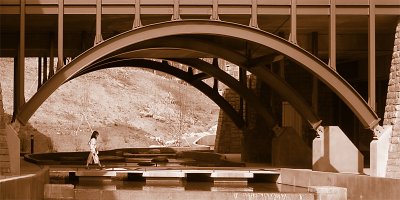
(94, 0), (103, 45)
(57, 0), (64, 71)
(133, 0), (142, 28)
(49, 33), (55, 78)
(38, 57), (42, 89)
(312, 32), (319, 114)
(13, 0), (26, 120)
(249, 0), (258, 28)
(43, 57), (48, 83)
(368, 0), (376, 112)
(172, 0), (181, 21)
(211, 0), (219, 20)
(239, 67), (247, 119)
(289, 0), (297, 44)
(191, 73), (210, 82)
(212, 58), (219, 92)
(329, 0), (336, 70)
(75, 58), (246, 129)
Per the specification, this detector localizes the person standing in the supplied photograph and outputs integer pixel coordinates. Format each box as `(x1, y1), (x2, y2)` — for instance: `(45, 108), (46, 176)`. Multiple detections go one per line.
(86, 131), (104, 169)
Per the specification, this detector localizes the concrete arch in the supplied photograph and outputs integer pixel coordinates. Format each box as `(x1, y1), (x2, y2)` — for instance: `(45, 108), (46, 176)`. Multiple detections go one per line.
(74, 58), (246, 129)
(17, 20), (379, 130)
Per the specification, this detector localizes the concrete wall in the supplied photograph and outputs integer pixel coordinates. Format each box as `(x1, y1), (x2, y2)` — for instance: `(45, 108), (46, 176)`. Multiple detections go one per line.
(280, 168), (400, 200)
(272, 127), (312, 169)
(313, 126), (363, 174)
(370, 125), (392, 177)
(0, 166), (49, 200)
(46, 188), (314, 200)
(385, 17), (400, 179)
(5, 124), (20, 175)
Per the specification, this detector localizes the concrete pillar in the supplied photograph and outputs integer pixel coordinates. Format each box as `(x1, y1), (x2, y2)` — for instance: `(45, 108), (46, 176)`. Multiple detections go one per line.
(313, 126), (363, 173)
(385, 17), (400, 179)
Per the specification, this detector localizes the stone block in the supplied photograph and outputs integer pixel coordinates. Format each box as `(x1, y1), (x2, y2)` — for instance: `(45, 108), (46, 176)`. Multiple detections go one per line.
(74, 189), (102, 200)
(211, 171), (253, 178)
(44, 184), (74, 199)
(143, 171), (186, 178)
(75, 170), (116, 177)
(308, 186), (347, 200)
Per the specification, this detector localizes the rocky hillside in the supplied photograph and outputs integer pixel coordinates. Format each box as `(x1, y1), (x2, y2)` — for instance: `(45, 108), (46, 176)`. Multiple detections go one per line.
(0, 58), (219, 153)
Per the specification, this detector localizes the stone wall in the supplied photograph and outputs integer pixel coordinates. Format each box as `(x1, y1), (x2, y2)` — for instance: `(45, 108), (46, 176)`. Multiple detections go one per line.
(0, 82), (4, 129)
(215, 75), (274, 163)
(214, 89), (243, 153)
(385, 17), (400, 179)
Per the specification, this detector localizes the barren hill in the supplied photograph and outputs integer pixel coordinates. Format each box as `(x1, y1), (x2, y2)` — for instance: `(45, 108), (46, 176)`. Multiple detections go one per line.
(0, 58), (219, 153)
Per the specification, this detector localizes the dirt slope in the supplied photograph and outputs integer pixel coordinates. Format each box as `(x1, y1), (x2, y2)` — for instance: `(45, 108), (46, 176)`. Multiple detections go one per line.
(0, 58), (219, 152)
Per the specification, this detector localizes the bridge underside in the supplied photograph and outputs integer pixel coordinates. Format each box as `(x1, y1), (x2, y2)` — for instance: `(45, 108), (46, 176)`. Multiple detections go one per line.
(0, 1), (398, 174)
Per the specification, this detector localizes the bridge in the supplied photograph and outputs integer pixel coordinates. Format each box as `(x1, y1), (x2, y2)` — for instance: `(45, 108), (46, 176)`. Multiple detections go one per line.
(1, 0), (400, 192)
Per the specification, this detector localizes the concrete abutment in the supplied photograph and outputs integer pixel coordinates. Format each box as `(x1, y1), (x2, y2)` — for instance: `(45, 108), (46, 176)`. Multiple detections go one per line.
(385, 17), (400, 179)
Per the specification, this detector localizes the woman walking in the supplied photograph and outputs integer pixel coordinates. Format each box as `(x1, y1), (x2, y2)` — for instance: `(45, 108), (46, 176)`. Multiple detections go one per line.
(86, 131), (104, 169)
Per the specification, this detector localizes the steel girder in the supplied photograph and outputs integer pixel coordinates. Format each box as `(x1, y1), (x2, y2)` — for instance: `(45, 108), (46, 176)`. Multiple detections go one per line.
(72, 58), (246, 129)
(16, 20), (379, 130)
(76, 56), (276, 130)
(103, 37), (322, 130)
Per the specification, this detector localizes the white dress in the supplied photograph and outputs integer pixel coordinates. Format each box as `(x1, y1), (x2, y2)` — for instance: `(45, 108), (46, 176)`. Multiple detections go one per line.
(89, 138), (99, 164)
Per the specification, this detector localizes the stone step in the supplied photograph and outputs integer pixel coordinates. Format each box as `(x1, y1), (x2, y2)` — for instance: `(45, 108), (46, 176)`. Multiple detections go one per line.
(0, 166), (11, 173)
(0, 155), (10, 162)
(0, 161), (10, 168)
(0, 142), (7, 147)
(0, 149), (8, 155)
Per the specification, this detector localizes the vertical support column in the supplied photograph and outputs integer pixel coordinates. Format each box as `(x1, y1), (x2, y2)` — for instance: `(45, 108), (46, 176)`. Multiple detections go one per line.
(289, 0), (297, 44)
(94, 0), (103, 45)
(211, 0), (219, 20)
(212, 58), (219, 92)
(13, 0), (26, 119)
(57, 0), (64, 71)
(133, 0), (142, 28)
(239, 68), (247, 119)
(249, 0), (258, 28)
(172, 0), (181, 21)
(49, 33), (55, 78)
(368, 0), (376, 111)
(311, 32), (319, 114)
(329, 0), (336, 70)
(38, 57), (42, 89)
(43, 57), (48, 83)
